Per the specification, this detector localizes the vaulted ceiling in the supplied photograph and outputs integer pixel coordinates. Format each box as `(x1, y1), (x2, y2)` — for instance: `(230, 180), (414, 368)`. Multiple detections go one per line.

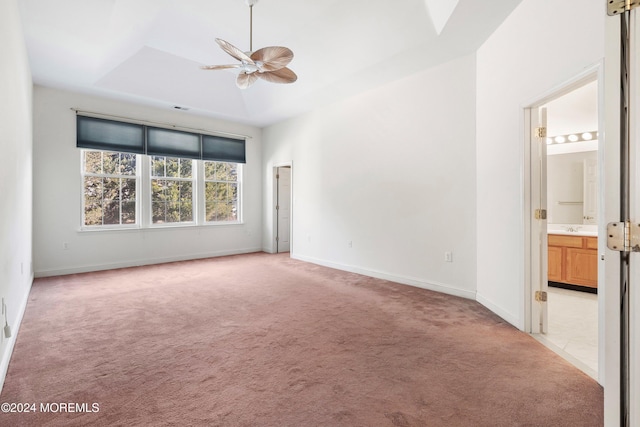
(19, 0), (523, 127)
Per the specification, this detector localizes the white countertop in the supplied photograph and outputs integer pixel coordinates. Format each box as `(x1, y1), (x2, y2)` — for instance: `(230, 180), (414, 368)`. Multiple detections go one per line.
(547, 230), (598, 237)
(547, 224), (598, 237)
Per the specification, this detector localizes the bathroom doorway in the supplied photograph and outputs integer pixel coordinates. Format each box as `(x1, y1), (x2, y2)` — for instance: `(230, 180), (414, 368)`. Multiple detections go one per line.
(526, 71), (602, 382)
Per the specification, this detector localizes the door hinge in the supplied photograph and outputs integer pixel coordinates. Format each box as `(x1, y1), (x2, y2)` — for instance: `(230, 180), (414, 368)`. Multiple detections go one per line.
(276, 205), (279, 211)
(608, 0), (640, 16)
(607, 221), (640, 252)
(535, 291), (547, 302)
(276, 174), (280, 179)
(276, 236), (279, 242)
(534, 209), (547, 220)
(534, 127), (547, 138)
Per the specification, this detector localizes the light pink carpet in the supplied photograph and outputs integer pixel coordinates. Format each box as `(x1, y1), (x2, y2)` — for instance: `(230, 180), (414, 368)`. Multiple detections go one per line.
(1, 253), (603, 426)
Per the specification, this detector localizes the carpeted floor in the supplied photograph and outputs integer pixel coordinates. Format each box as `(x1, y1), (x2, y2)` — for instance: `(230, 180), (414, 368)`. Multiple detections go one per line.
(0, 253), (603, 426)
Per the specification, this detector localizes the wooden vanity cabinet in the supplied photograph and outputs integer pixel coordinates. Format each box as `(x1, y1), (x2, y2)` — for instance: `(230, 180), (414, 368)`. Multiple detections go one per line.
(547, 234), (598, 289)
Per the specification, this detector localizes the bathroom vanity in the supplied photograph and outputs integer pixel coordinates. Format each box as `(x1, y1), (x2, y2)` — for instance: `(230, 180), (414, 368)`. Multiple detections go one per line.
(548, 231), (598, 290)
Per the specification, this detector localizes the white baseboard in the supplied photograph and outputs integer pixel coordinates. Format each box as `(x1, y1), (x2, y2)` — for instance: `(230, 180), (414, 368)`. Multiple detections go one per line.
(0, 274), (34, 394)
(34, 247), (263, 278)
(475, 292), (520, 328)
(292, 254), (476, 301)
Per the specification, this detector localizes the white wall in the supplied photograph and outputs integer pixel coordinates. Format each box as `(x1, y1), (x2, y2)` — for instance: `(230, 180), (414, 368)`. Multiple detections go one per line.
(0, 0), (33, 390)
(33, 86), (263, 276)
(263, 54), (477, 299)
(475, 0), (604, 327)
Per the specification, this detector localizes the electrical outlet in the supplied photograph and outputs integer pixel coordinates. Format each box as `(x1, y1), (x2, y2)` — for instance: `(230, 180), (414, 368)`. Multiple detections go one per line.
(444, 251), (453, 262)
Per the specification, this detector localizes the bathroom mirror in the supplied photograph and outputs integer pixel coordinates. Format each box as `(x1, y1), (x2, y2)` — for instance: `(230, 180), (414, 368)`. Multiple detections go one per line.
(547, 149), (597, 225)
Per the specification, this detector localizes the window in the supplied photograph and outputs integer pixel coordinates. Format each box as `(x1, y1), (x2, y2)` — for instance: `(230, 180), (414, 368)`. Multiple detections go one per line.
(150, 156), (194, 224)
(77, 115), (246, 229)
(81, 150), (242, 229)
(82, 150), (138, 227)
(204, 161), (239, 222)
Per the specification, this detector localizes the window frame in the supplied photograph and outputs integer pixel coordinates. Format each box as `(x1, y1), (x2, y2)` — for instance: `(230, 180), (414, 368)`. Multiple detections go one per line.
(80, 149), (244, 231)
(148, 156), (197, 227)
(202, 161), (243, 225)
(80, 150), (141, 230)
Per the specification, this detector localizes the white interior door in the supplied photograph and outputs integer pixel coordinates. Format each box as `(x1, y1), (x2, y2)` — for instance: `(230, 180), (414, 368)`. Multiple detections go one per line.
(531, 106), (549, 334)
(276, 167), (291, 253)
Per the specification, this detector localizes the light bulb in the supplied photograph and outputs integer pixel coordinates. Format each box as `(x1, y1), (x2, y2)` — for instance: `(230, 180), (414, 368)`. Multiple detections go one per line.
(554, 136), (566, 144)
(582, 132), (593, 140)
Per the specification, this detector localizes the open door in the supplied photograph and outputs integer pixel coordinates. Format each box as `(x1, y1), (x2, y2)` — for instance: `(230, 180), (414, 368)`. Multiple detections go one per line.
(276, 166), (291, 253)
(530, 107), (549, 334)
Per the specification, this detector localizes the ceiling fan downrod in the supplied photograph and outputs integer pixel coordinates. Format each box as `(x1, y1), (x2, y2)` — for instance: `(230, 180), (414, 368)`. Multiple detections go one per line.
(247, 0), (258, 52)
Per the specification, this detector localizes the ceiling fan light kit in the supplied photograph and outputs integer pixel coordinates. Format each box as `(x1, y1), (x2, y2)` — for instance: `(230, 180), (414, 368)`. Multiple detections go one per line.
(201, 0), (297, 89)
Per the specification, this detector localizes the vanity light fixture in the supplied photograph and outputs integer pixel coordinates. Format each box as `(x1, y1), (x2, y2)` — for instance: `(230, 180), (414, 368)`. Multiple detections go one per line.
(546, 130), (598, 145)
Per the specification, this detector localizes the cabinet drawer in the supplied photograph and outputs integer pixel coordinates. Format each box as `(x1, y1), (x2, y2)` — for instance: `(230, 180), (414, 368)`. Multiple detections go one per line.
(548, 234), (583, 248)
(586, 237), (598, 249)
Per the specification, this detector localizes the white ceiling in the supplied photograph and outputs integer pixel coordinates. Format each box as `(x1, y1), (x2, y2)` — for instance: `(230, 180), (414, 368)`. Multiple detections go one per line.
(19, 0), (524, 127)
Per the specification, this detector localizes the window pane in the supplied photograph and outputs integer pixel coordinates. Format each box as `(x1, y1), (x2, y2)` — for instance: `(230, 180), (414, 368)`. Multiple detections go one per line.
(180, 182), (192, 200)
(84, 176), (103, 200)
(152, 157), (165, 177)
(151, 179), (166, 201)
(84, 151), (102, 174)
(103, 152), (120, 175)
(152, 201), (166, 223)
(204, 162), (216, 179)
(229, 182), (238, 199)
(103, 178), (121, 201)
(122, 178), (136, 201)
(180, 159), (193, 178)
(120, 154), (136, 175)
(103, 201), (120, 225)
(84, 202), (103, 226)
(122, 201), (136, 224)
(166, 158), (179, 177)
(180, 202), (193, 222)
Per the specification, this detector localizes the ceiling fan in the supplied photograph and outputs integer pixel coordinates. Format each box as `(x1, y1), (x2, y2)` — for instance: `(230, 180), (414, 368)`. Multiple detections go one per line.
(201, 0), (297, 89)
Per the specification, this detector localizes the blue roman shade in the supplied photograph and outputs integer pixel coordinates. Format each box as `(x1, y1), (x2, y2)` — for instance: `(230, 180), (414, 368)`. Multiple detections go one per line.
(76, 116), (144, 154)
(202, 135), (246, 163)
(147, 127), (201, 159)
(76, 115), (246, 163)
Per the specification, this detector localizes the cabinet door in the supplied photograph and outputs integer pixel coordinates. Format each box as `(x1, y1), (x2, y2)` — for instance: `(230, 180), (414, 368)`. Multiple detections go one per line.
(566, 247), (598, 288)
(548, 246), (564, 282)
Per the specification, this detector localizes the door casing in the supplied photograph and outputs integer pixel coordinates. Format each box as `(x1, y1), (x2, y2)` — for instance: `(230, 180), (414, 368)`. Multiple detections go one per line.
(522, 63), (605, 385)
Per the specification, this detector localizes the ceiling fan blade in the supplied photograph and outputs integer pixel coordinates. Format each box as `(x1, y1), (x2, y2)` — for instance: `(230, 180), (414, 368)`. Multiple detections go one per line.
(236, 72), (259, 89)
(250, 46), (294, 72)
(257, 67), (298, 84)
(200, 64), (241, 70)
(215, 38), (254, 64)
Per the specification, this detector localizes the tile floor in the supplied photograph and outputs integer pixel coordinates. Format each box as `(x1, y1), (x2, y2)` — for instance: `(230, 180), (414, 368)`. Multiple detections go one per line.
(533, 286), (598, 380)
